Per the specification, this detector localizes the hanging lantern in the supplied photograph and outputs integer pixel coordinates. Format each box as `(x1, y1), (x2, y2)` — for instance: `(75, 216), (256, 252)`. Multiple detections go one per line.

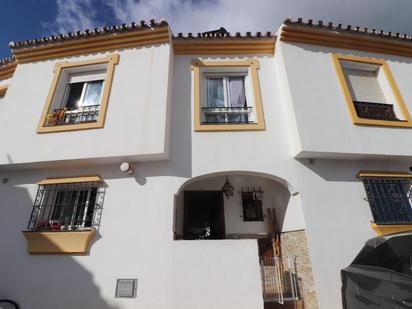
(222, 176), (234, 199)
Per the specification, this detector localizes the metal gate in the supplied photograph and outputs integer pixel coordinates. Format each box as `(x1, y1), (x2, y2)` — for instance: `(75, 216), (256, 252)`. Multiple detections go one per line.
(260, 256), (300, 304)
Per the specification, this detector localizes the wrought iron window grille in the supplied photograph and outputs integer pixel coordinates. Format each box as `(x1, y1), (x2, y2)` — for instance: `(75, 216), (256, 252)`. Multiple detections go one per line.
(361, 176), (412, 224)
(27, 181), (106, 231)
(242, 187), (264, 222)
(45, 105), (100, 127)
(353, 101), (399, 121)
(201, 106), (254, 124)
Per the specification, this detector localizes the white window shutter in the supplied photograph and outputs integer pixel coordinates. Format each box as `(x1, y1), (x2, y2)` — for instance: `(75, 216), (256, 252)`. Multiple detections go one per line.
(343, 68), (386, 103)
(68, 70), (107, 83)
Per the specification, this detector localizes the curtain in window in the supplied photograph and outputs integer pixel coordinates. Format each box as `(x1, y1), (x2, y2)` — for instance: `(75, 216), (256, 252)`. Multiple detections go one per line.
(51, 190), (78, 226)
(228, 77), (247, 123)
(228, 77), (246, 107)
(74, 189), (97, 227)
(206, 78), (225, 123)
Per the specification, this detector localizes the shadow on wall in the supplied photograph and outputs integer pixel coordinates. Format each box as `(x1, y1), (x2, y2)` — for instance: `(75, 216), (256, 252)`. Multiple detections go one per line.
(114, 50), (193, 184)
(0, 177), (119, 309)
(2, 56), (193, 183)
(173, 172), (292, 238)
(2, 43), (193, 184)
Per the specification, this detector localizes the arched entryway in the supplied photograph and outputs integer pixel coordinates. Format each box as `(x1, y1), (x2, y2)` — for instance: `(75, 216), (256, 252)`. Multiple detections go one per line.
(172, 171), (318, 308)
(173, 171), (291, 241)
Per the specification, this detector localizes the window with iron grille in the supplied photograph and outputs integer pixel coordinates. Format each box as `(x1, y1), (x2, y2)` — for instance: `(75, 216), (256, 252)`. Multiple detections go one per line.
(361, 176), (412, 224)
(242, 190), (264, 221)
(27, 181), (105, 231)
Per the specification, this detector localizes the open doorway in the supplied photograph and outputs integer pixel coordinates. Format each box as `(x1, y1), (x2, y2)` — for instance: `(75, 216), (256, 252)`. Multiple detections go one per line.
(183, 191), (225, 240)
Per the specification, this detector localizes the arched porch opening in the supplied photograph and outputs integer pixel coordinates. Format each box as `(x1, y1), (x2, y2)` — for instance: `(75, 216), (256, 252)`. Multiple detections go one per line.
(173, 171), (292, 242)
(173, 171), (317, 307)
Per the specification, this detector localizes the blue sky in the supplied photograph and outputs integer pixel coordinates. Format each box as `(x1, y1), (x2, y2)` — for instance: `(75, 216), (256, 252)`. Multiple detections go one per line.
(2, 0), (412, 59)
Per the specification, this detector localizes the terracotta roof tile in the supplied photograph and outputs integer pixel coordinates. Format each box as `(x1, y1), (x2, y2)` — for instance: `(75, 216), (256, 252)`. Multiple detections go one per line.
(3, 17), (412, 70)
(9, 18), (169, 50)
(283, 17), (412, 42)
(172, 30), (273, 40)
(0, 55), (15, 66)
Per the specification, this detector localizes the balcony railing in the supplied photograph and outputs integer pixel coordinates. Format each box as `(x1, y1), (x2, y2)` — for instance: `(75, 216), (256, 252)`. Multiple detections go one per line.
(260, 256), (300, 304)
(45, 105), (100, 126)
(353, 101), (398, 121)
(201, 106), (253, 124)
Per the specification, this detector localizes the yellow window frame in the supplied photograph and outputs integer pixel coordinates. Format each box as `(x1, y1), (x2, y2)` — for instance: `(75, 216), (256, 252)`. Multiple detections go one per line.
(192, 59), (265, 131)
(331, 53), (412, 128)
(358, 171), (412, 235)
(37, 54), (119, 133)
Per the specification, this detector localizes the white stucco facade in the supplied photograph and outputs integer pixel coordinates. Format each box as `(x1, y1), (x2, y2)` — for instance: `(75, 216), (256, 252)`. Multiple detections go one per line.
(1, 21), (412, 309)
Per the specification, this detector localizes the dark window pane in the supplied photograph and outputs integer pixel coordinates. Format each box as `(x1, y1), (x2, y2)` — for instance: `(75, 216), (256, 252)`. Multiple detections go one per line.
(51, 190), (78, 225)
(27, 182), (105, 231)
(362, 177), (412, 224)
(65, 82), (84, 108)
(353, 101), (398, 121)
(242, 191), (264, 221)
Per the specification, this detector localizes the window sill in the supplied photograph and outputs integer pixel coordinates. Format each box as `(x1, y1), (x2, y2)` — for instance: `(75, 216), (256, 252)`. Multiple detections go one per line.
(353, 118), (412, 128)
(37, 121), (103, 133)
(22, 228), (96, 254)
(370, 223), (412, 236)
(195, 122), (265, 131)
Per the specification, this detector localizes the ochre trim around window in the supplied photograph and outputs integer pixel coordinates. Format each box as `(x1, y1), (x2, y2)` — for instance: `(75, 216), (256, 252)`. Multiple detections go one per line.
(359, 172), (412, 235)
(331, 54), (412, 128)
(37, 175), (103, 185)
(357, 171), (412, 178)
(22, 229), (96, 254)
(370, 223), (412, 236)
(36, 54), (119, 133)
(0, 84), (8, 97)
(192, 59), (265, 131)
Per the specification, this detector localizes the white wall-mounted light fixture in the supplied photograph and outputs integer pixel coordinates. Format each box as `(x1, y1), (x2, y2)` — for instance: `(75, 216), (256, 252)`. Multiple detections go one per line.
(120, 162), (134, 175)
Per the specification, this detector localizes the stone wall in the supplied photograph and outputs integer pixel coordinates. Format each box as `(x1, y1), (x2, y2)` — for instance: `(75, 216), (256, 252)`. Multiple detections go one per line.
(281, 230), (319, 309)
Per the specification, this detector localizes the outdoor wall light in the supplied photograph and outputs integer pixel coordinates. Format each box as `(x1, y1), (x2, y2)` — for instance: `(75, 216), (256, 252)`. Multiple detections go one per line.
(222, 175), (234, 199)
(120, 162), (134, 175)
